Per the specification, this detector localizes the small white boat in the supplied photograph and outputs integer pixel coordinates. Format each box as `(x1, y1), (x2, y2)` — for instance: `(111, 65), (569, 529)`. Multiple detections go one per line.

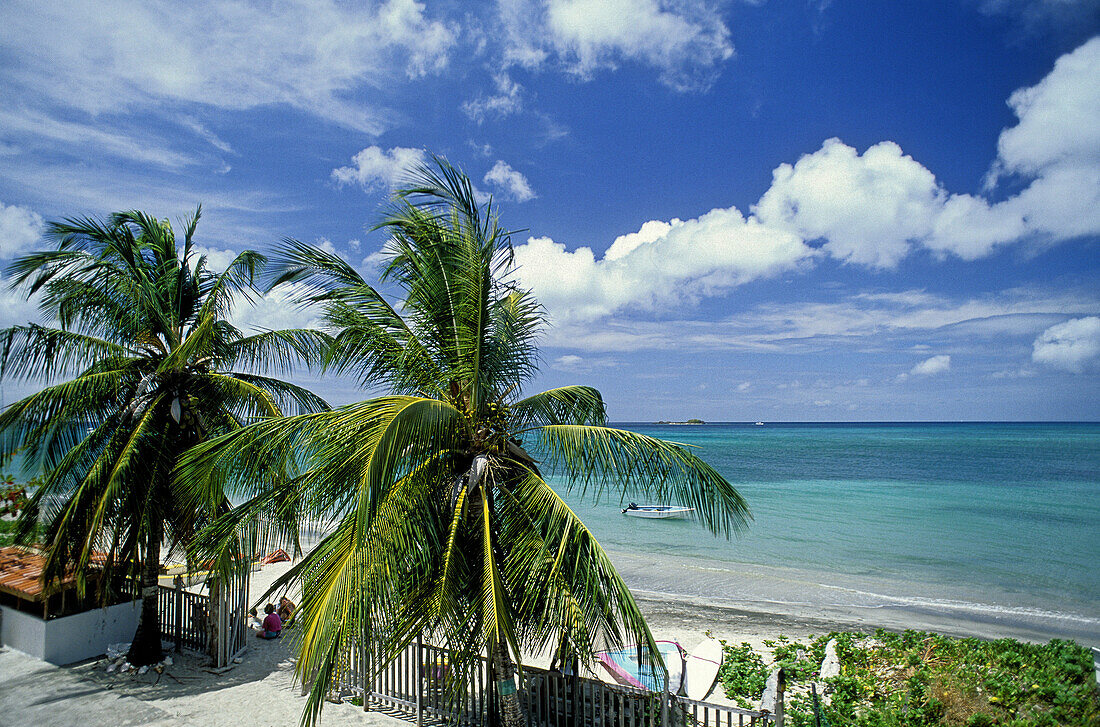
(621, 503), (694, 519)
(754, 421), (764, 426)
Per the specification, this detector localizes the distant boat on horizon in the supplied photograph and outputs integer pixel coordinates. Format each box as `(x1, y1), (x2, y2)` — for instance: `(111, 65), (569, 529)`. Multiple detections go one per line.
(754, 421), (765, 426)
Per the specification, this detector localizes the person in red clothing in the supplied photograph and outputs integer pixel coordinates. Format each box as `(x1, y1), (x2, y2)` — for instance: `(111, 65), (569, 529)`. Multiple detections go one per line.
(255, 603), (281, 639)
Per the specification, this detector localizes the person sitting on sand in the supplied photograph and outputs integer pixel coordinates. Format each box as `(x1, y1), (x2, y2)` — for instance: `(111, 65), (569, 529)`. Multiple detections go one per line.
(278, 596), (295, 623)
(255, 603), (281, 639)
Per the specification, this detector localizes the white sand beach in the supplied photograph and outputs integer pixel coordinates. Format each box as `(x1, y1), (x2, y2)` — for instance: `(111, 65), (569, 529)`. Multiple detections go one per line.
(2, 553), (1095, 727)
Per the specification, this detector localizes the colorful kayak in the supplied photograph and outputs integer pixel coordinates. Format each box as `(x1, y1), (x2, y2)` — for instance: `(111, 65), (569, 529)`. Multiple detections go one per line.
(595, 640), (684, 693)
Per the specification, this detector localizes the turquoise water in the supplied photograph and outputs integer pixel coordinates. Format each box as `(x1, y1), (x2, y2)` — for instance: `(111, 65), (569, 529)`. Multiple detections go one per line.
(549, 422), (1100, 644)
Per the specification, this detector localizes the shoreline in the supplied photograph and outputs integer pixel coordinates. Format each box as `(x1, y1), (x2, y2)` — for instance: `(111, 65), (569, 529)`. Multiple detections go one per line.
(603, 548), (1100, 651)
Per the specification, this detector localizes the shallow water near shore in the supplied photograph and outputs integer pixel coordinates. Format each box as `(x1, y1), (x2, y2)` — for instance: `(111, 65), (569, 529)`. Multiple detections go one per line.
(550, 422), (1100, 648)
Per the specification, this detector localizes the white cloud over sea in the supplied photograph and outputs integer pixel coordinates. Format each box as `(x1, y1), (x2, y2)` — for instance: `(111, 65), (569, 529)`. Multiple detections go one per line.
(512, 37), (1100, 328)
(1032, 317), (1100, 372)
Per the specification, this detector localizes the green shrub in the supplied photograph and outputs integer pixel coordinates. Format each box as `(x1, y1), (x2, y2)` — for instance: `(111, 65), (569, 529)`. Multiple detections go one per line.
(717, 641), (769, 708)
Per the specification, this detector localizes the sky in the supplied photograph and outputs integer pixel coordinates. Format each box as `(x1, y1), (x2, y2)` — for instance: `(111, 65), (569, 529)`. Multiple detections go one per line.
(0, 0), (1098, 421)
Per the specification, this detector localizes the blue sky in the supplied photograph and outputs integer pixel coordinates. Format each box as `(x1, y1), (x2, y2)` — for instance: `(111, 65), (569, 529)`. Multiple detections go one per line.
(0, 0), (1098, 420)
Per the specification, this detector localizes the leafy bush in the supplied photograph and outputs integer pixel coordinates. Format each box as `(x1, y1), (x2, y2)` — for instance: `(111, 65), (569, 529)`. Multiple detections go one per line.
(718, 629), (1100, 727)
(717, 641), (769, 708)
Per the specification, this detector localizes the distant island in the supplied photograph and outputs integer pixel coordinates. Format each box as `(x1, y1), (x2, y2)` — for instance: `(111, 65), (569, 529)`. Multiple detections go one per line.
(655, 418), (706, 425)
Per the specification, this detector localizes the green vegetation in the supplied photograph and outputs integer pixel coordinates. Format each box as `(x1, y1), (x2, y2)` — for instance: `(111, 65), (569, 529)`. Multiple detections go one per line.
(718, 630), (1099, 727)
(0, 209), (328, 665)
(178, 158), (750, 727)
(717, 641), (769, 708)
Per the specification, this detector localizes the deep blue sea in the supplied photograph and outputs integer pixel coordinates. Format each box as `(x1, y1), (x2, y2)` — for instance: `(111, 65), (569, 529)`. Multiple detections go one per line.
(549, 422), (1100, 646)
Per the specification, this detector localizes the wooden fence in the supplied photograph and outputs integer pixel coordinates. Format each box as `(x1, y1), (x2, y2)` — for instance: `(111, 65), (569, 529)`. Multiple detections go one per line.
(330, 635), (782, 727)
(157, 568), (250, 668)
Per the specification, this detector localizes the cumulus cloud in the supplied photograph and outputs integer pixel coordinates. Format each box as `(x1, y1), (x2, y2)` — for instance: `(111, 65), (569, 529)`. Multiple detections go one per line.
(1032, 316), (1100, 372)
(517, 37), (1100, 325)
(512, 208), (814, 324)
(752, 38), (1100, 266)
(910, 355), (952, 376)
(332, 146), (427, 193)
(499, 0), (734, 91)
(754, 139), (943, 269)
(483, 161), (536, 202)
(0, 0), (456, 133)
(0, 202), (44, 259)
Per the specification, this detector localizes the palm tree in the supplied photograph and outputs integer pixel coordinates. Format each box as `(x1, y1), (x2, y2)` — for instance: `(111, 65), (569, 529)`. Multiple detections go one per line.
(0, 208), (330, 666)
(178, 159), (750, 726)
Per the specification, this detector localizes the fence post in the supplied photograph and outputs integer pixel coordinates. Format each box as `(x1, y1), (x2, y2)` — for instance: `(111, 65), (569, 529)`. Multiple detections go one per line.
(173, 576), (184, 653)
(661, 666), (669, 727)
(775, 667), (786, 727)
(415, 633), (423, 727)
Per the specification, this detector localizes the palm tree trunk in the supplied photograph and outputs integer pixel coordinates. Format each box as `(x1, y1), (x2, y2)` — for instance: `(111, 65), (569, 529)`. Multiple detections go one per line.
(491, 636), (525, 727)
(127, 519), (163, 666)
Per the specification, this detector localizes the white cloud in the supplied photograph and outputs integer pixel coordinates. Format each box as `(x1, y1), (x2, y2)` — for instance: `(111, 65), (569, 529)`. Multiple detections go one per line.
(0, 202), (44, 259)
(463, 72), (524, 123)
(909, 355), (951, 377)
(555, 354), (584, 368)
(0, 0), (457, 133)
(754, 139), (943, 269)
(537, 287), (1098, 354)
(483, 161), (537, 202)
(332, 146), (427, 193)
(1032, 316), (1100, 372)
(752, 38), (1100, 265)
(0, 108), (205, 170)
(995, 38), (1100, 178)
(192, 245), (241, 273)
(499, 0), (734, 91)
(512, 207), (814, 324)
(736, 382), (751, 392)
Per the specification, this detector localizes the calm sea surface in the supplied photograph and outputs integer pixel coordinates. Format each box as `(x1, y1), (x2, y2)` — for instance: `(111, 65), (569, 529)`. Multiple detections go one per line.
(548, 422), (1100, 644)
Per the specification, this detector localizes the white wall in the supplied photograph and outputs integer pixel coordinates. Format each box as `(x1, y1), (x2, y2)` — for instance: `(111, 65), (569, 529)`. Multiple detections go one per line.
(0, 600), (141, 665)
(0, 605), (46, 659)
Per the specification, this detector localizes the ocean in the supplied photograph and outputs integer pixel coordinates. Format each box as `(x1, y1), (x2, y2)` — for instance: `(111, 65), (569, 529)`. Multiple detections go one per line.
(549, 422), (1100, 647)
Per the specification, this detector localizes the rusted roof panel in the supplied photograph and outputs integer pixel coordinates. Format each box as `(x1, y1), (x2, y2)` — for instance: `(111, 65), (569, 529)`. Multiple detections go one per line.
(0, 546), (105, 602)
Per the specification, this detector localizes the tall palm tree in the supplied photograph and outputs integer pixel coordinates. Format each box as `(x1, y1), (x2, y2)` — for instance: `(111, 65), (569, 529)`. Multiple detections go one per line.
(178, 159), (750, 726)
(0, 208), (330, 666)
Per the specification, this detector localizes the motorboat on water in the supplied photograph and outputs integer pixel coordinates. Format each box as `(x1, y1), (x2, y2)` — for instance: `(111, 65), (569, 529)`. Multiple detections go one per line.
(620, 502), (694, 519)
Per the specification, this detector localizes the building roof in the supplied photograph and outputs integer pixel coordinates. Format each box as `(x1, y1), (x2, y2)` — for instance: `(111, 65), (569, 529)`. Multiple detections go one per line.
(0, 546), (104, 602)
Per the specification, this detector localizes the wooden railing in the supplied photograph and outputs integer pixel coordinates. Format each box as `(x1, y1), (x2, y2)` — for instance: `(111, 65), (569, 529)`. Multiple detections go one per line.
(157, 582), (209, 653)
(329, 635), (781, 727)
(157, 569), (250, 668)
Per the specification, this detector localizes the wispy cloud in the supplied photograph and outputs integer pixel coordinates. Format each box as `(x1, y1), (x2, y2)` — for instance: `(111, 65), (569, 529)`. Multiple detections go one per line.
(0, 0), (457, 134)
(498, 0), (734, 91)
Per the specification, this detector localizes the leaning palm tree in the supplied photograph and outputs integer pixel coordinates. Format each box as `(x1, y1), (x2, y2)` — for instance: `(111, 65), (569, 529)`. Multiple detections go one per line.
(0, 208), (330, 666)
(178, 159), (750, 726)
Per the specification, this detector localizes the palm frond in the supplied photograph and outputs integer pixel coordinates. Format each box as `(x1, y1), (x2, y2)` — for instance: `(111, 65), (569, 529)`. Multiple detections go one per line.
(0, 324), (127, 382)
(535, 425), (751, 537)
(510, 386), (607, 429)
